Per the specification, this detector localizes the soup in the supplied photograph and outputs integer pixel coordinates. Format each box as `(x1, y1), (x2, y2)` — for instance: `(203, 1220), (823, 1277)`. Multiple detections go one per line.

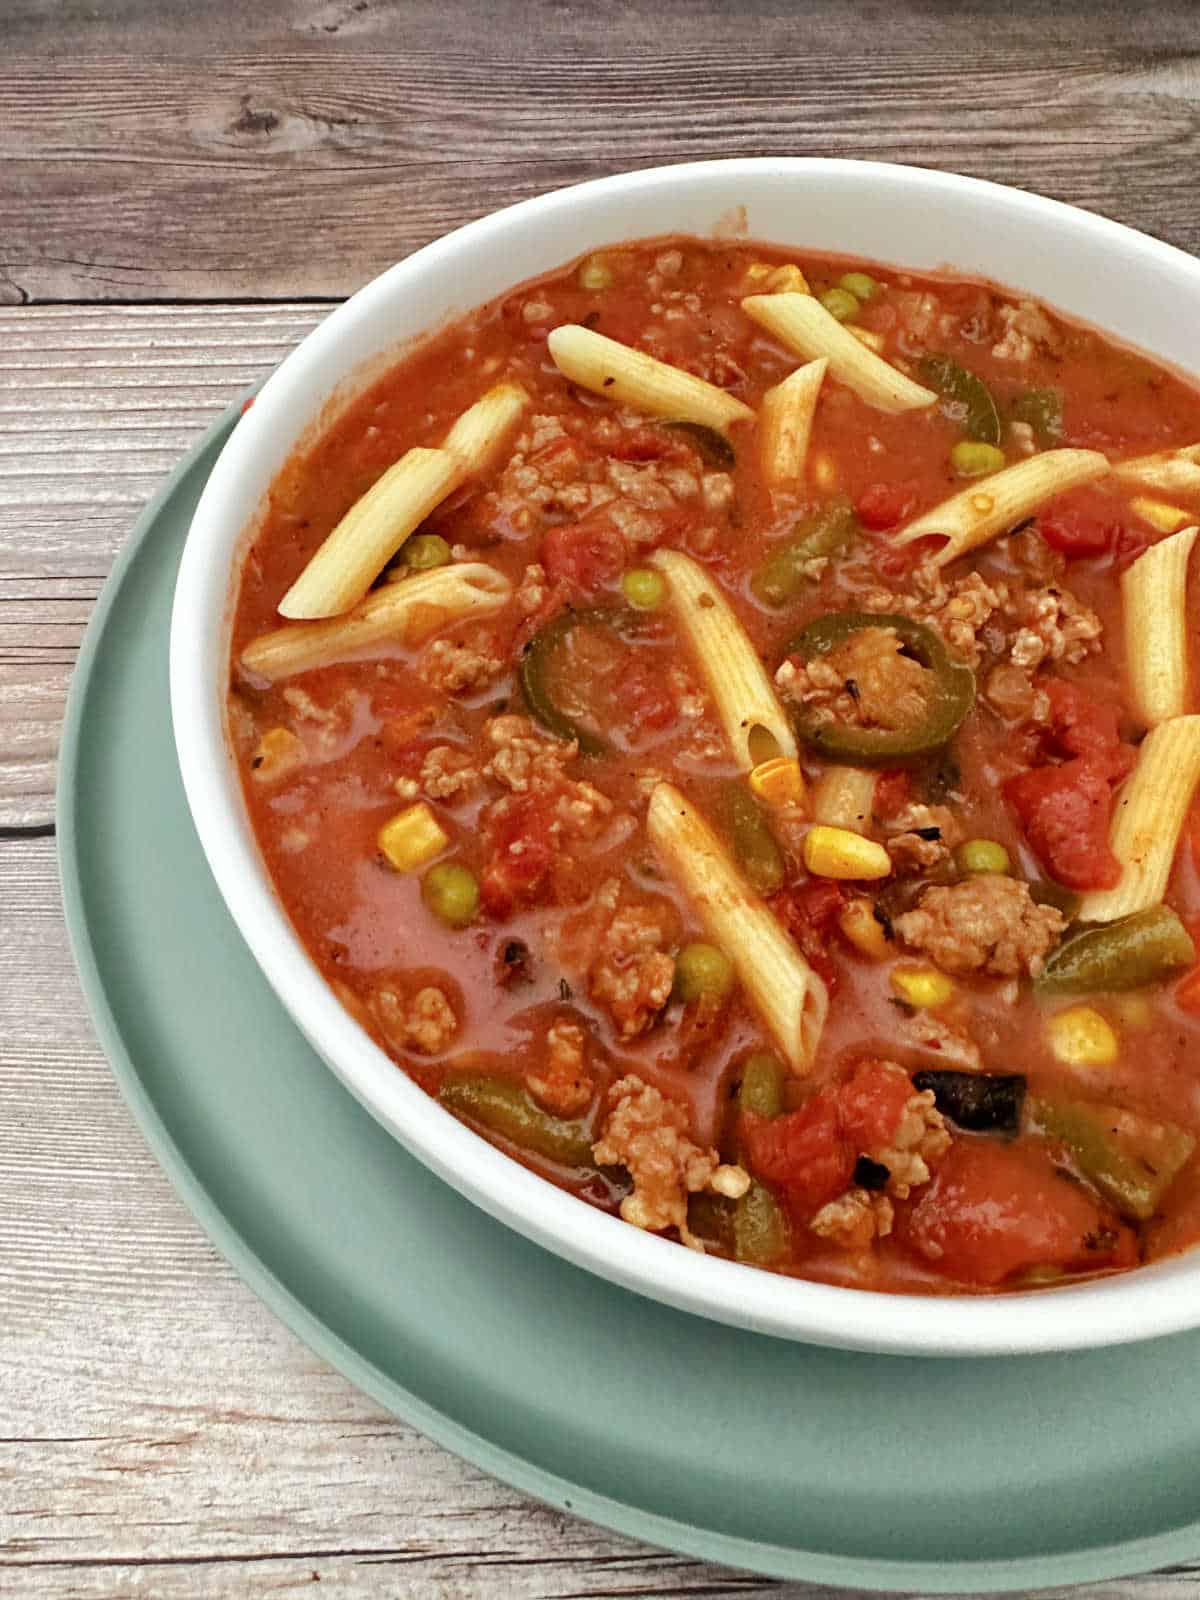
(227, 237), (1200, 1294)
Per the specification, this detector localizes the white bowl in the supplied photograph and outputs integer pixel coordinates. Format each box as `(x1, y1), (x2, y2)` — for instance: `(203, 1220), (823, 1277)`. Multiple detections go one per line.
(171, 157), (1200, 1357)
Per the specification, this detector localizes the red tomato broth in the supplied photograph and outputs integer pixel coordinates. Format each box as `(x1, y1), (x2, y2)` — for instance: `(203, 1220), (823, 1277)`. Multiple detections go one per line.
(229, 235), (1200, 1296)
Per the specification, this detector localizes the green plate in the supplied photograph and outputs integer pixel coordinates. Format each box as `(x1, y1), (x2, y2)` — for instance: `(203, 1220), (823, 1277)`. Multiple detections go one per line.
(59, 406), (1200, 1591)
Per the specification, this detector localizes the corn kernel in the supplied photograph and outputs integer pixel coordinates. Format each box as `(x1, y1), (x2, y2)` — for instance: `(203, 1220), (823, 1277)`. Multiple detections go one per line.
(812, 451), (838, 491)
(743, 262), (774, 284)
(890, 965), (955, 1009)
(848, 325), (886, 353)
(1045, 1006), (1119, 1066)
(749, 756), (807, 810)
(838, 898), (890, 960)
(765, 263), (810, 295)
(1129, 496), (1192, 534)
(377, 802), (448, 872)
(578, 255), (613, 292)
(803, 824), (892, 880)
(250, 726), (304, 784)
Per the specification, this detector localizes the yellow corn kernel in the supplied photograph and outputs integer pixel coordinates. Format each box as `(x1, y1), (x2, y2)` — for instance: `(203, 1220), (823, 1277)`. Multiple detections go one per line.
(1045, 1006), (1119, 1066)
(250, 726), (304, 784)
(811, 451), (838, 491)
(578, 255), (613, 292)
(890, 965), (955, 1009)
(848, 325), (886, 353)
(838, 898), (889, 960)
(803, 824), (892, 880)
(377, 802), (448, 872)
(749, 756), (807, 811)
(765, 263), (811, 295)
(1129, 496), (1192, 534)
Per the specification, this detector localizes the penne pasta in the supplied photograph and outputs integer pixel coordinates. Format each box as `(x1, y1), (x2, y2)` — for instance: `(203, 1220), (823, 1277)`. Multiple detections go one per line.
(279, 447), (465, 620)
(241, 563), (511, 683)
(1075, 716), (1200, 923)
(443, 381), (529, 476)
(811, 764), (877, 832)
(1122, 525), (1198, 727)
(649, 548), (797, 770)
(1112, 443), (1200, 497)
(546, 323), (754, 433)
(890, 448), (1109, 567)
(741, 292), (937, 413)
(759, 358), (827, 485)
(647, 782), (828, 1073)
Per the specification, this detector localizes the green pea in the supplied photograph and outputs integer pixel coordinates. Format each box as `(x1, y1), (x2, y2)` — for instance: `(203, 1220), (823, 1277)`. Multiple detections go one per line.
(422, 862), (480, 928)
(402, 534), (452, 570)
(819, 287), (860, 323)
(955, 839), (1011, 876)
(838, 271), (877, 302)
(621, 568), (665, 610)
(949, 440), (1006, 478)
(674, 942), (735, 1003)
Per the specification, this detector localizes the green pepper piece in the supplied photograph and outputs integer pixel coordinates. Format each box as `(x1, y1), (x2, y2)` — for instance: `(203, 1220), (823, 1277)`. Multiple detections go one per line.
(1011, 388), (1064, 446)
(919, 354), (1002, 445)
(737, 1051), (788, 1119)
(1036, 906), (1196, 996)
(782, 611), (976, 764)
(518, 607), (620, 756)
(687, 1191), (735, 1249)
(734, 1180), (791, 1265)
(1031, 1095), (1195, 1221)
(662, 420), (736, 470)
(439, 1073), (595, 1168)
(724, 782), (786, 896)
(751, 498), (857, 607)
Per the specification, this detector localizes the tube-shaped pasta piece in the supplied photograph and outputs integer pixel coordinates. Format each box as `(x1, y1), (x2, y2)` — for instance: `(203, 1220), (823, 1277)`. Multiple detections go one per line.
(648, 782), (828, 1073)
(890, 449), (1109, 567)
(279, 447), (465, 620)
(1122, 525), (1198, 727)
(649, 548), (797, 769)
(1112, 443), (1200, 496)
(443, 381), (529, 476)
(546, 324), (753, 434)
(811, 765), (877, 832)
(1076, 717), (1200, 923)
(741, 293), (937, 414)
(759, 358), (827, 485)
(241, 563), (511, 683)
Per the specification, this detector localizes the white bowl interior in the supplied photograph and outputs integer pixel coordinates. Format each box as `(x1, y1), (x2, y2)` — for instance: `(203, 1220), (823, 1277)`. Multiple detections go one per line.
(170, 158), (1200, 1356)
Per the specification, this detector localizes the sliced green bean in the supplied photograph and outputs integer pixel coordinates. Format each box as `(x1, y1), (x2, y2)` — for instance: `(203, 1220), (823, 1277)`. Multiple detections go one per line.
(1036, 906), (1196, 996)
(724, 781), (786, 896)
(734, 1181), (791, 1264)
(439, 1073), (595, 1167)
(737, 1052), (787, 1120)
(919, 354), (1002, 445)
(1031, 1095), (1195, 1221)
(751, 498), (857, 607)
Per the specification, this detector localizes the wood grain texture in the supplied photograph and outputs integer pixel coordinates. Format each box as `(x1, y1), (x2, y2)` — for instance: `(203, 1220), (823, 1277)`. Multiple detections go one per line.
(3, 0), (1200, 302)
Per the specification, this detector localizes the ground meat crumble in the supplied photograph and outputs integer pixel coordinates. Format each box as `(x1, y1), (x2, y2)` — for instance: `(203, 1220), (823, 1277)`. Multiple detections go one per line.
(883, 802), (963, 872)
(524, 1019), (595, 1118)
(775, 626), (934, 732)
(418, 637), (505, 695)
(895, 876), (1066, 978)
(591, 1074), (749, 1249)
(371, 984), (458, 1056)
(588, 887), (677, 1038)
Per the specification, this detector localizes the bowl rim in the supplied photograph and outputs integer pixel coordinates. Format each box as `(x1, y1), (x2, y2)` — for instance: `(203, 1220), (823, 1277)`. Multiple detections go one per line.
(170, 155), (1200, 1357)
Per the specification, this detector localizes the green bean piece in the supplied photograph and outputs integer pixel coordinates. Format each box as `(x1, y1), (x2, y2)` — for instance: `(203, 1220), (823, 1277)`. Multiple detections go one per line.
(751, 498), (858, 607)
(1011, 388), (1064, 446)
(782, 611), (976, 763)
(1035, 906), (1196, 996)
(421, 863), (480, 928)
(401, 533), (452, 570)
(439, 1073), (595, 1167)
(820, 287), (860, 323)
(734, 1180), (791, 1265)
(687, 1191), (735, 1249)
(674, 942), (735, 1003)
(918, 354), (1003, 445)
(724, 781), (786, 896)
(1030, 1095), (1195, 1221)
(737, 1051), (788, 1119)
(838, 271), (877, 302)
(662, 420), (736, 470)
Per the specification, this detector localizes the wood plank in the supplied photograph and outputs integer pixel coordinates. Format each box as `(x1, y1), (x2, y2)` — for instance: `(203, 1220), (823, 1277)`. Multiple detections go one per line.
(3, 0), (1200, 302)
(0, 303), (324, 828)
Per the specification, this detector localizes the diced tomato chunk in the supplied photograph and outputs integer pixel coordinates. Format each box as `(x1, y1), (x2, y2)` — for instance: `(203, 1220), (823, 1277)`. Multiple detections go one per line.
(480, 795), (558, 918)
(542, 520), (626, 597)
(838, 1060), (915, 1152)
(897, 1138), (1135, 1286)
(615, 658), (677, 736)
(1042, 679), (1127, 771)
(872, 768), (911, 822)
(771, 880), (847, 993)
(1038, 508), (1112, 558)
(857, 481), (918, 532)
(607, 426), (684, 464)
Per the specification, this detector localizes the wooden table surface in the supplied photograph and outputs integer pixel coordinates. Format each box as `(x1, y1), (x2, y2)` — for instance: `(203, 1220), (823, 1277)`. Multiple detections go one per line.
(6, 1), (1200, 1594)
